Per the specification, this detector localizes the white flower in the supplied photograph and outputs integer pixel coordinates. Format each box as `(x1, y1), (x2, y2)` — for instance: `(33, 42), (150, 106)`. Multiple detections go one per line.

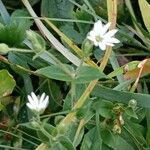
(87, 20), (120, 50)
(26, 92), (49, 114)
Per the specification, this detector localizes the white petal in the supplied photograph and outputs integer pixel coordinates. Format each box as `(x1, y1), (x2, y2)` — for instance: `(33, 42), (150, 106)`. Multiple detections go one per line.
(44, 96), (49, 106)
(99, 42), (106, 50)
(89, 30), (97, 37)
(39, 93), (45, 103)
(27, 95), (36, 106)
(87, 35), (95, 42)
(103, 29), (118, 38)
(87, 35), (99, 46)
(93, 40), (99, 46)
(26, 102), (35, 110)
(31, 92), (39, 106)
(94, 20), (103, 31)
(106, 37), (120, 43)
(106, 43), (114, 46)
(40, 96), (49, 109)
(101, 22), (111, 36)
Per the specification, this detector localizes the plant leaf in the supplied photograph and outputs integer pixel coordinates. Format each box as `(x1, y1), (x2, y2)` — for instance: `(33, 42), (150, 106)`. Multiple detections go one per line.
(35, 65), (74, 82)
(139, 0), (150, 32)
(92, 85), (150, 108)
(75, 66), (107, 83)
(0, 69), (16, 98)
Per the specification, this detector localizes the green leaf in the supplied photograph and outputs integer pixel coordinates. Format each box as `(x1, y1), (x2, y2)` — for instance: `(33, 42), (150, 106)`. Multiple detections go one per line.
(41, 0), (74, 26)
(92, 85), (150, 108)
(0, 69), (16, 98)
(36, 65), (74, 82)
(93, 100), (113, 118)
(36, 65), (106, 83)
(50, 136), (75, 150)
(80, 127), (102, 150)
(60, 24), (83, 44)
(125, 107), (138, 119)
(101, 130), (134, 150)
(75, 66), (107, 84)
(37, 122), (56, 143)
(125, 121), (146, 145)
(0, 0), (11, 24)
(73, 5), (92, 34)
(0, 9), (32, 46)
(139, 0), (150, 32)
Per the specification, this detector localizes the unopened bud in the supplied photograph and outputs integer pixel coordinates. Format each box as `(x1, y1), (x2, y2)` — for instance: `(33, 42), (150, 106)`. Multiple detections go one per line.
(82, 39), (93, 57)
(128, 99), (137, 109)
(0, 44), (10, 55)
(26, 30), (45, 53)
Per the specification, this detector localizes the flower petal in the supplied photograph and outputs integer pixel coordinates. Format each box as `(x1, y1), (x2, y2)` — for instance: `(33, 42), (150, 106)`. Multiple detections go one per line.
(94, 20), (103, 31)
(27, 95), (35, 106)
(39, 93), (45, 103)
(106, 43), (115, 46)
(87, 35), (95, 41)
(31, 92), (39, 106)
(106, 37), (120, 43)
(26, 102), (35, 110)
(99, 42), (106, 50)
(103, 29), (118, 38)
(100, 22), (111, 36)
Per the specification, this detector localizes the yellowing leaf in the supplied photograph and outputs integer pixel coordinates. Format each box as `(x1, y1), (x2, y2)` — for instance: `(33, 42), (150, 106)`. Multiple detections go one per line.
(124, 58), (150, 79)
(0, 70), (16, 98)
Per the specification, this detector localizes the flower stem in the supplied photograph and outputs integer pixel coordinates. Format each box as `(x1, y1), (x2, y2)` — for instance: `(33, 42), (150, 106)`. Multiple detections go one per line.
(10, 48), (34, 53)
(60, 0), (118, 127)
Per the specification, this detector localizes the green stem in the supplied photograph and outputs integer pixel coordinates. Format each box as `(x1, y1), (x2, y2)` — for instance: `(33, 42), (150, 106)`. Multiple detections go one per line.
(60, 0), (118, 127)
(10, 48), (34, 53)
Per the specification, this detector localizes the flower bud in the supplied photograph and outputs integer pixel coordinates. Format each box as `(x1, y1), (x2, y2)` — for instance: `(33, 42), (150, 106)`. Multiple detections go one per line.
(128, 99), (137, 109)
(82, 39), (93, 57)
(26, 30), (45, 53)
(0, 44), (10, 55)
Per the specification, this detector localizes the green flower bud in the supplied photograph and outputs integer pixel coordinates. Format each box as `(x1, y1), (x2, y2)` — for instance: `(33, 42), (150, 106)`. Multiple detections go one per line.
(128, 99), (137, 109)
(0, 44), (10, 55)
(82, 39), (93, 57)
(26, 30), (45, 53)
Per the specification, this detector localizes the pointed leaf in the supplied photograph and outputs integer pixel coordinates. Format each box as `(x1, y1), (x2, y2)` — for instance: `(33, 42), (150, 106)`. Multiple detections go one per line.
(139, 0), (150, 32)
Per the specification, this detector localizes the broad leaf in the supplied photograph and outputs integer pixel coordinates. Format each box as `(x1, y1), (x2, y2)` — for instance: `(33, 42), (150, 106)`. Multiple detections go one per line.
(0, 9), (32, 46)
(75, 66), (107, 83)
(36, 65), (107, 83)
(80, 127), (102, 150)
(92, 85), (150, 108)
(41, 0), (74, 27)
(35, 65), (74, 82)
(0, 69), (16, 98)
(101, 130), (134, 150)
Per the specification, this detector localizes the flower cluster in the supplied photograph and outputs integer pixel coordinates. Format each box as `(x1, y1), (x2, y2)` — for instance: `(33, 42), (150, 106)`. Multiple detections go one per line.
(87, 20), (120, 50)
(26, 92), (49, 114)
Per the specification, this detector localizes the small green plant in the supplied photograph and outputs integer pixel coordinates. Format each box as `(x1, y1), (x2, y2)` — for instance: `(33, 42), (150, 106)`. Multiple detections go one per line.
(0, 0), (150, 149)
